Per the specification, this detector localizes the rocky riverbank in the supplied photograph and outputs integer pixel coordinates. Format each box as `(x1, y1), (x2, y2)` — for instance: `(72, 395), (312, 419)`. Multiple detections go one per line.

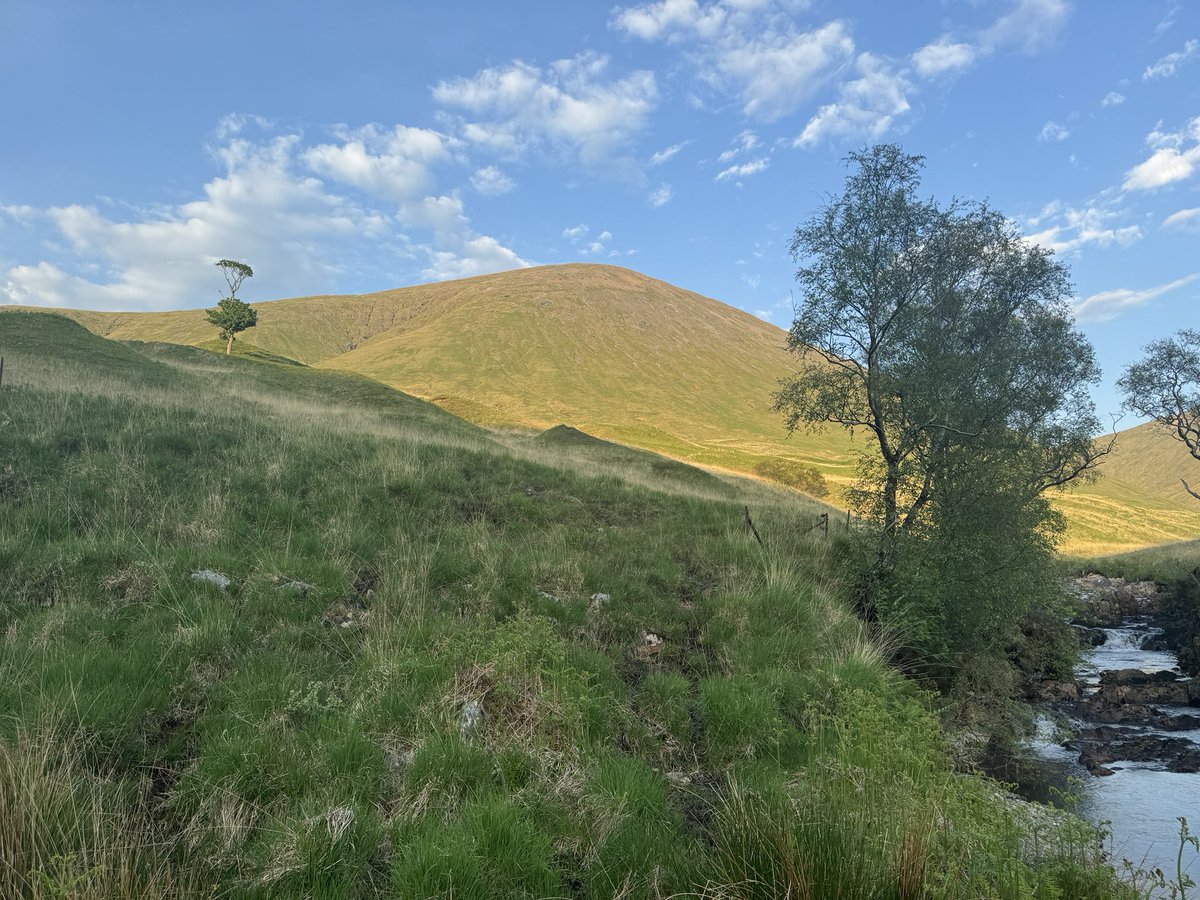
(1033, 575), (1200, 777)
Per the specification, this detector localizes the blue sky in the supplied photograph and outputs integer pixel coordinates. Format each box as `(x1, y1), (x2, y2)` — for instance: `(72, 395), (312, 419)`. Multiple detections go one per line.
(1, 0), (1197, 420)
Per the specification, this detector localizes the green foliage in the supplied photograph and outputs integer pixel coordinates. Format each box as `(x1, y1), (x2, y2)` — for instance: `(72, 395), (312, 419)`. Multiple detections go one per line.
(1119, 328), (1200, 502)
(775, 144), (1102, 699)
(205, 296), (257, 354)
(753, 457), (828, 496)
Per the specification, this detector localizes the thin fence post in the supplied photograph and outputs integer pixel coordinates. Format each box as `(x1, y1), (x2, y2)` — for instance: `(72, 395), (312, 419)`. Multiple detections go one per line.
(820, 512), (829, 538)
(846, 509), (851, 531)
(743, 506), (764, 546)
(0, 356), (4, 387)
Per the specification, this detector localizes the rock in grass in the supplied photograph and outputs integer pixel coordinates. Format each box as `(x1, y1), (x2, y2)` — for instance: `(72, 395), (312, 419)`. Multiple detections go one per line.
(276, 579), (317, 597)
(461, 699), (484, 736)
(190, 569), (230, 591)
(590, 592), (611, 607)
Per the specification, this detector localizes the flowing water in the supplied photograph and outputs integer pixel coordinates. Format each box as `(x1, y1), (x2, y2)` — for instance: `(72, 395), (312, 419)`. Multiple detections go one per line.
(1023, 618), (1200, 884)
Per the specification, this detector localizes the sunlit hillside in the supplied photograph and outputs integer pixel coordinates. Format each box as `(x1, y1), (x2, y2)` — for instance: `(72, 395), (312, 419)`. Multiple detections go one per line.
(10, 262), (1200, 555)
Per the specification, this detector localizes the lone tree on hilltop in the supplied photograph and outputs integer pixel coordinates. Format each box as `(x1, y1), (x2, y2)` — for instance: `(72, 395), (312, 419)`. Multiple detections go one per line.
(206, 259), (257, 355)
(1119, 329), (1200, 500)
(774, 144), (1107, 668)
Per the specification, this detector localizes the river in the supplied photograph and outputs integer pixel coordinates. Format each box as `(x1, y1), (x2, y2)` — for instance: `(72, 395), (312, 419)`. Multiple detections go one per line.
(1018, 585), (1200, 887)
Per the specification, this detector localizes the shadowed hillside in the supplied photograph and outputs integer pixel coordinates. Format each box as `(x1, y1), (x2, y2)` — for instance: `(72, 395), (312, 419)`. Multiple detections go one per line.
(7, 262), (1200, 554)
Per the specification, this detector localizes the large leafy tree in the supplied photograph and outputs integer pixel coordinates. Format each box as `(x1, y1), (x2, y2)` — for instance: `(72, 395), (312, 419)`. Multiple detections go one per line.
(1118, 329), (1200, 500)
(206, 259), (257, 355)
(775, 145), (1105, 654)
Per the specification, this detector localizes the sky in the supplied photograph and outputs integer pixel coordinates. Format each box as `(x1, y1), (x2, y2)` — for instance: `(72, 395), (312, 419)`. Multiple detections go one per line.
(1, 0), (1197, 421)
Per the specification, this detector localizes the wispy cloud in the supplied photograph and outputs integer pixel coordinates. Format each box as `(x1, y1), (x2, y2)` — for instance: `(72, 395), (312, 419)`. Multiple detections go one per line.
(648, 140), (691, 166)
(1038, 121), (1070, 142)
(715, 157), (769, 182)
(1163, 207), (1200, 230)
(1101, 91), (1125, 107)
(1143, 38), (1197, 79)
(649, 184), (672, 207)
(1073, 274), (1198, 323)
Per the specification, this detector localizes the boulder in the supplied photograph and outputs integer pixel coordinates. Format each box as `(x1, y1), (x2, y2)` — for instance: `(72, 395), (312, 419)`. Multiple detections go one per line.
(190, 569), (230, 591)
(1099, 668), (1180, 686)
(1035, 680), (1082, 702)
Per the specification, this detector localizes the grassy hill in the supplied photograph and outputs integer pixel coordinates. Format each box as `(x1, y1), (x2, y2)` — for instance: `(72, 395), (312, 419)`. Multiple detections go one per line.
(8, 262), (1199, 554)
(0, 311), (1135, 898)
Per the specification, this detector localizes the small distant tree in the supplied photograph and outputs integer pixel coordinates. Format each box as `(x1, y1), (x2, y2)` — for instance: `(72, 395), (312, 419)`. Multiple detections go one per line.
(206, 259), (256, 355)
(1119, 329), (1200, 500)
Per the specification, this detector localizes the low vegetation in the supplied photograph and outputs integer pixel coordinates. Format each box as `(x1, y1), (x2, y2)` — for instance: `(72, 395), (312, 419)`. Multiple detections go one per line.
(0, 311), (1139, 897)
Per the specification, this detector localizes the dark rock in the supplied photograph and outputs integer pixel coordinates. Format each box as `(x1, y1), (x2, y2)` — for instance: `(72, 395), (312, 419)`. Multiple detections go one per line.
(1091, 680), (1189, 707)
(1142, 634), (1170, 651)
(1099, 668), (1180, 686)
(1035, 680), (1082, 702)
(1073, 626), (1107, 647)
(1088, 702), (1157, 724)
(1166, 749), (1200, 773)
(1078, 735), (1195, 772)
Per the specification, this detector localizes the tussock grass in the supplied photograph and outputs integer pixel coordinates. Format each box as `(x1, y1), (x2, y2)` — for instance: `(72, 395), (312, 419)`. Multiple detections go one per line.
(0, 312), (1139, 897)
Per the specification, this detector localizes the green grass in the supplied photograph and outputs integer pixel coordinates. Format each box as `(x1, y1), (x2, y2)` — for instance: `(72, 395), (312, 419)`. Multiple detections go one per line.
(1067, 536), (1200, 583)
(0, 311), (1142, 898)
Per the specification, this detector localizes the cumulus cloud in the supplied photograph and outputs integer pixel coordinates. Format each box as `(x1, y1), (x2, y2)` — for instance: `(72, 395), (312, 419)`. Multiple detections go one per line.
(1, 125), (529, 310)
(469, 165), (515, 195)
(1163, 207), (1200, 229)
(912, 38), (977, 77)
(1025, 204), (1142, 254)
(1073, 274), (1198, 323)
(612, 2), (854, 122)
(303, 124), (450, 200)
(432, 51), (657, 169)
(795, 54), (911, 147)
(1038, 121), (1070, 142)
(1143, 38), (1198, 80)
(715, 157), (769, 181)
(1101, 91), (1125, 107)
(1123, 117), (1200, 190)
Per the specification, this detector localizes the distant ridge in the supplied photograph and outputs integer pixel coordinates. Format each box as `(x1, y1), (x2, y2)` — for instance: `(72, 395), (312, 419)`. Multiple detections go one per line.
(7, 262), (1200, 554)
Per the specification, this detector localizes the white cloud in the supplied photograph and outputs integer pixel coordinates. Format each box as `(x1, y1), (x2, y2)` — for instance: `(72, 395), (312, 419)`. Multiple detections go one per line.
(715, 157), (769, 181)
(611, 0), (727, 41)
(612, 2), (854, 122)
(912, 38), (977, 77)
(432, 51), (657, 169)
(1073, 274), (1199, 323)
(1101, 91), (1125, 107)
(1025, 204), (1142, 254)
(1156, 3), (1181, 37)
(1163, 207), (1200, 229)
(2, 126), (529, 309)
(1038, 120), (1070, 142)
(981, 0), (1070, 53)
(423, 235), (529, 281)
(718, 130), (759, 161)
(795, 53), (911, 148)
(562, 223), (588, 239)
(649, 184), (673, 206)
(1123, 117), (1200, 190)
(649, 140), (691, 165)
(1144, 38), (1198, 80)
(470, 165), (515, 195)
(303, 124), (450, 201)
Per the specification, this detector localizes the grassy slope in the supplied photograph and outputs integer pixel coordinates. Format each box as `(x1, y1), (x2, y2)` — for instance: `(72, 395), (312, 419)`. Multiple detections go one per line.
(8, 262), (1196, 554)
(0, 312), (1130, 899)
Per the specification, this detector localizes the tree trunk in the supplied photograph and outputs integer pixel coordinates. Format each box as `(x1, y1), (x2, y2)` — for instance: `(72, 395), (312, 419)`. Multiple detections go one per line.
(226, 334), (233, 355)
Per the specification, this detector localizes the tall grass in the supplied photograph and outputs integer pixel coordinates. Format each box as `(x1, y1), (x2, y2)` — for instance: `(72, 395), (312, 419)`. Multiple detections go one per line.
(0, 312), (1141, 897)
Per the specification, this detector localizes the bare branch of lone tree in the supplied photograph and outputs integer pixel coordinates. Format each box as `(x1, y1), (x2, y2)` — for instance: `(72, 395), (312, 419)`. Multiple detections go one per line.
(1119, 329), (1200, 501)
(206, 259), (257, 355)
(774, 145), (1107, 629)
